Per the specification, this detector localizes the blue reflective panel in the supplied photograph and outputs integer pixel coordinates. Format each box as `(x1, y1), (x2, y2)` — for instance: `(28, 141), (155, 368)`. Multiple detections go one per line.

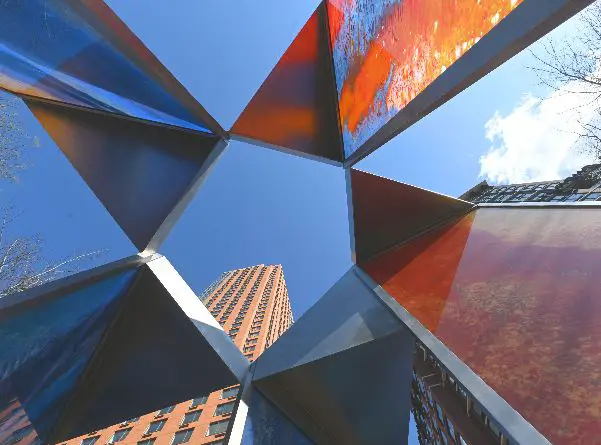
(0, 270), (136, 443)
(242, 390), (314, 445)
(0, 0), (211, 133)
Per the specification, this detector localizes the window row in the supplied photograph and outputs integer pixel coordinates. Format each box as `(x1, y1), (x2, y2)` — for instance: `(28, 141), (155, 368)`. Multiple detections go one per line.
(82, 420), (231, 445)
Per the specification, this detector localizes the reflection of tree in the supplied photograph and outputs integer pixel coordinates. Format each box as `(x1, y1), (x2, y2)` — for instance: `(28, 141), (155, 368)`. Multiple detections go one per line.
(0, 207), (102, 298)
(531, 2), (601, 161)
(0, 98), (103, 298)
(0, 98), (29, 182)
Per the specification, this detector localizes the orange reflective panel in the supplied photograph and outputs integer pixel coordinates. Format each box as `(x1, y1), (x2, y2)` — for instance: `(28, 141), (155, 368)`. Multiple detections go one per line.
(364, 207), (601, 445)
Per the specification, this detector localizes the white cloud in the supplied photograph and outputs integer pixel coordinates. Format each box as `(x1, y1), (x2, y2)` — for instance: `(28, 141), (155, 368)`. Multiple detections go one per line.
(479, 79), (598, 184)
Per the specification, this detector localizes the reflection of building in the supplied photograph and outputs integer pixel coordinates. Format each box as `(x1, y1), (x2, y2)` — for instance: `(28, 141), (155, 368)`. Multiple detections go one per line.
(64, 264), (293, 445)
(460, 164), (601, 203)
(410, 166), (601, 445)
(411, 343), (505, 445)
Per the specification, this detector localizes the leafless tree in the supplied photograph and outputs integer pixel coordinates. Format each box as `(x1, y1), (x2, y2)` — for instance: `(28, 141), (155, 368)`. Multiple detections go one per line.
(0, 99), (104, 298)
(0, 207), (104, 298)
(0, 97), (29, 182)
(530, 2), (601, 160)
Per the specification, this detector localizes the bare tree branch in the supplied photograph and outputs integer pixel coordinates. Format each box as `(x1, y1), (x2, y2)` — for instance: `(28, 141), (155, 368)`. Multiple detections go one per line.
(0, 207), (105, 298)
(530, 2), (601, 160)
(0, 98), (30, 182)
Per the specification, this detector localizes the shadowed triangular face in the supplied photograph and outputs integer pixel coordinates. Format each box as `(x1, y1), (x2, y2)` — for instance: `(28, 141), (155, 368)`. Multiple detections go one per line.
(348, 169), (473, 264)
(26, 100), (225, 252)
(0, 255), (248, 445)
(250, 267), (415, 445)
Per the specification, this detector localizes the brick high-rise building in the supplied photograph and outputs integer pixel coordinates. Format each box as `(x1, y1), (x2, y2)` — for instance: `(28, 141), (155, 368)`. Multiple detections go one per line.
(63, 264), (293, 445)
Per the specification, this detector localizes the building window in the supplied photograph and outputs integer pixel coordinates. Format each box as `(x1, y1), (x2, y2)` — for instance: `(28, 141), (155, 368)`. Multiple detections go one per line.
(446, 418), (456, 438)
(207, 442), (223, 445)
(137, 439), (155, 445)
(146, 420), (166, 434)
(82, 437), (100, 445)
(190, 396), (208, 408)
(158, 405), (174, 415)
(243, 345), (256, 353)
(172, 428), (194, 445)
(214, 402), (235, 416)
(564, 193), (582, 201)
(584, 192), (601, 200)
(110, 429), (132, 443)
(221, 387), (239, 399)
(4, 425), (34, 445)
(182, 410), (202, 425)
(207, 420), (229, 436)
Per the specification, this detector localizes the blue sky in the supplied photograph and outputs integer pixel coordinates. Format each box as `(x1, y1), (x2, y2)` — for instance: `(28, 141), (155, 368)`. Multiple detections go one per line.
(1, 1), (595, 442)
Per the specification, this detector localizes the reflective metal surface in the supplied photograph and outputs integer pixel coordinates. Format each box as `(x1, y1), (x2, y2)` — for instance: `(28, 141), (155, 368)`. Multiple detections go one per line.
(0, 255), (248, 444)
(26, 100), (224, 252)
(231, 3), (343, 163)
(333, 0), (595, 163)
(0, 0), (220, 134)
(252, 267), (414, 445)
(0, 264), (138, 445)
(349, 169), (472, 264)
(364, 207), (601, 444)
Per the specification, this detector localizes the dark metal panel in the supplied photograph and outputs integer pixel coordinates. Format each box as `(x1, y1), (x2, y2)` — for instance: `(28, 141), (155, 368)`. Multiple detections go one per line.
(349, 169), (473, 264)
(254, 329), (415, 445)
(228, 374), (316, 445)
(0, 264), (140, 445)
(230, 2), (343, 163)
(26, 100), (222, 252)
(253, 267), (403, 382)
(51, 257), (248, 442)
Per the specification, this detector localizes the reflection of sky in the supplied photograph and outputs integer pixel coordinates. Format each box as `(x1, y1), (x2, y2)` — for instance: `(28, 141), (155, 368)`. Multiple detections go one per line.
(0, 270), (134, 380)
(0, 46), (208, 133)
(0, 0), (211, 133)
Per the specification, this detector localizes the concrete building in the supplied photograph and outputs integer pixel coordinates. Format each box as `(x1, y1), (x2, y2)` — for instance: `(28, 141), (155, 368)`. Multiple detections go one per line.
(460, 163), (601, 203)
(62, 264), (293, 445)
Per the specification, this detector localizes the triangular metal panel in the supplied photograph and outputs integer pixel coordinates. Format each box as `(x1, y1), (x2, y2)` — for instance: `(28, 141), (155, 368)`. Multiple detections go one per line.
(50, 256), (248, 442)
(253, 329), (415, 445)
(349, 169), (473, 264)
(253, 267), (404, 382)
(26, 100), (225, 252)
(362, 211), (476, 333)
(226, 374), (315, 445)
(0, 0), (222, 135)
(0, 255), (146, 445)
(359, 206), (601, 445)
(335, 0), (595, 163)
(231, 2), (343, 164)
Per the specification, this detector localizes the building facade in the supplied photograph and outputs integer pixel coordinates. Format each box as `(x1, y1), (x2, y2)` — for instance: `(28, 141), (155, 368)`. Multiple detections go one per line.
(63, 264), (293, 445)
(460, 163), (601, 203)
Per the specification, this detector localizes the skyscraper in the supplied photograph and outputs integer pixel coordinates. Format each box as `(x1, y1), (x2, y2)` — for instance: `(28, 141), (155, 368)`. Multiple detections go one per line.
(63, 264), (293, 445)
